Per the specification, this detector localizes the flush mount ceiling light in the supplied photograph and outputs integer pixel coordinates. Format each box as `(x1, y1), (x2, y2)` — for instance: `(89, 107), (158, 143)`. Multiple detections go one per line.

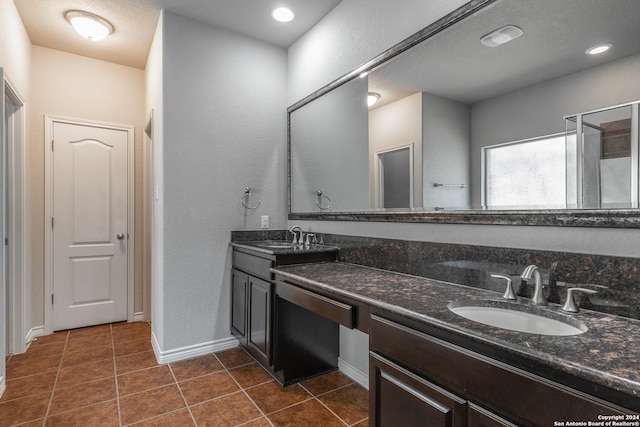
(586, 44), (612, 55)
(272, 7), (295, 23)
(480, 25), (523, 47)
(65, 10), (113, 41)
(367, 92), (380, 107)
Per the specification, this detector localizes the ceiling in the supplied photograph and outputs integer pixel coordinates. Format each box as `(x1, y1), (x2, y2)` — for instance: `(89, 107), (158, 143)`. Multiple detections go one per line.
(369, 0), (640, 107)
(14, 0), (342, 69)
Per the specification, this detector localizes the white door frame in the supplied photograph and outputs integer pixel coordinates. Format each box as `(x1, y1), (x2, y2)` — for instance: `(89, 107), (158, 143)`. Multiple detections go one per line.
(1, 69), (26, 398)
(143, 112), (153, 322)
(1, 69), (27, 355)
(44, 115), (135, 334)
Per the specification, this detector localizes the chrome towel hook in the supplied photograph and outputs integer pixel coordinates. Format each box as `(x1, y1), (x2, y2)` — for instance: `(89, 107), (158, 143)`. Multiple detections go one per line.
(241, 187), (261, 210)
(315, 190), (332, 210)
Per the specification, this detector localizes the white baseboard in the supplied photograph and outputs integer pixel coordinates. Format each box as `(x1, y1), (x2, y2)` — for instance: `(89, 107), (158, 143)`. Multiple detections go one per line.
(0, 375), (5, 399)
(25, 326), (46, 348)
(133, 312), (145, 322)
(338, 357), (369, 390)
(151, 332), (239, 364)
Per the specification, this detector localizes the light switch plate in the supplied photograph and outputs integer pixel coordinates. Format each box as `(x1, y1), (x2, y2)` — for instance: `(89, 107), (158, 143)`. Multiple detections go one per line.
(261, 215), (269, 229)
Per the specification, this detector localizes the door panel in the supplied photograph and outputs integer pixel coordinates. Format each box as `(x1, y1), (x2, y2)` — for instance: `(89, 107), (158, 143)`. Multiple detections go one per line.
(248, 276), (272, 365)
(52, 121), (128, 331)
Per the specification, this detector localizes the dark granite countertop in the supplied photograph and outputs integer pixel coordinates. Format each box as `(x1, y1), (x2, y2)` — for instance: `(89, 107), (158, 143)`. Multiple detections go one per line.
(230, 240), (339, 257)
(272, 261), (640, 406)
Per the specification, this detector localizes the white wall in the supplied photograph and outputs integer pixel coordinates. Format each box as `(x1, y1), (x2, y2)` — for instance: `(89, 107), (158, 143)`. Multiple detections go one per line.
(0, 0), (31, 397)
(154, 11), (287, 355)
(145, 12), (165, 351)
(29, 46), (146, 329)
(287, 0), (640, 384)
(0, 0), (31, 96)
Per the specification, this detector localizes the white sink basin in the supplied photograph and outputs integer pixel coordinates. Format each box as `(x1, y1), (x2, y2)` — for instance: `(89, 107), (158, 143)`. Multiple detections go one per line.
(448, 301), (587, 336)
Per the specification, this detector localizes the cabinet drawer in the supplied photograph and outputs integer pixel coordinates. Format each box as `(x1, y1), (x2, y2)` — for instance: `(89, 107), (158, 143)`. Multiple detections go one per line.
(233, 250), (273, 280)
(370, 315), (633, 425)
(277, 281), (354, 328)
(370, 352), (467, 427)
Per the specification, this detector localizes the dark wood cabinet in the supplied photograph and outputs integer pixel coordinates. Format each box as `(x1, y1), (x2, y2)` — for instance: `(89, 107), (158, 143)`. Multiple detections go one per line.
(370, 314), (633, 427)
(230, 244), (338, 384)
(230, 269), (248, 344)
(247, 275), (272, 366)
(467, 404), (517, 427)
(370, 352), (467, 427)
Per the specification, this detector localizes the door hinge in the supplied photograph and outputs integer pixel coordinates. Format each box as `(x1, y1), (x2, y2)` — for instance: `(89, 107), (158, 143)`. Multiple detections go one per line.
(51, 217), (54, 229)
(51, 294), (54, 305)
(4, 237), (8, 246)
(51, 139), (54, 152)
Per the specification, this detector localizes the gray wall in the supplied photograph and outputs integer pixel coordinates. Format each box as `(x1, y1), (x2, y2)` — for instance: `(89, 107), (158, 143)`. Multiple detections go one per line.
(291, 76), (369, 212)
(151, 11), (288, 353)
(422, 92), (471, 209)
(470, 53), (640, 208)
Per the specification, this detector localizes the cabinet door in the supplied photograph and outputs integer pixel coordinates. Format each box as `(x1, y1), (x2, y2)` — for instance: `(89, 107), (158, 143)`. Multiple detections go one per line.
(248, 276), (272, 366)
(370, 353), (467, 427)
(468, 403), (517, 427)
(230, 269), (248, 343)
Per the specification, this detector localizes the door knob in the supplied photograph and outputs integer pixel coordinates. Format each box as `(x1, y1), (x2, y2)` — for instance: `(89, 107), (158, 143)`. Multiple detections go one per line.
(117, 233), (125, 240)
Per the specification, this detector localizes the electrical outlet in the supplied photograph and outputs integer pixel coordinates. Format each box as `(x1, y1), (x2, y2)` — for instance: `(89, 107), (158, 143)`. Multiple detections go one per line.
(261, 215), (269, 229)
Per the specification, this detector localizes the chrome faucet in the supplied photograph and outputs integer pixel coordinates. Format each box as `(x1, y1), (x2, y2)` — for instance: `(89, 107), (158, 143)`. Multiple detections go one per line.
(288, 225), (303, 245)
(521, 265), (547, 305)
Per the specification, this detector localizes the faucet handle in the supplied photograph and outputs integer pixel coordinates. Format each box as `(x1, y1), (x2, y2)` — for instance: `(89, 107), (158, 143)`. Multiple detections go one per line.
(562, 288), (597, 313)
(491, 274), (517, 300)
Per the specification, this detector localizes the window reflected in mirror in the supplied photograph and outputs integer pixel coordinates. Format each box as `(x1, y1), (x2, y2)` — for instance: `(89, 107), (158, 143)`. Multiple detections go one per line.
(483, 134), (568, 209)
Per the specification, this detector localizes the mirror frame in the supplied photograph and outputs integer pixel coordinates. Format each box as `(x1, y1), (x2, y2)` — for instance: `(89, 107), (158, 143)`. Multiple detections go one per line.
(287, 0), (640, 228)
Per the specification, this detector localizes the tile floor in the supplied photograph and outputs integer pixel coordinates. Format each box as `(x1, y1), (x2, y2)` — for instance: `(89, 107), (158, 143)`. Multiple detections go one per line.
(0, 322), (369, 426)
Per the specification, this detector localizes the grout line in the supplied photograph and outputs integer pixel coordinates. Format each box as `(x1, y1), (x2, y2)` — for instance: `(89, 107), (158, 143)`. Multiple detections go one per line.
(120, 408), (188, 427)
(110, 324), (123, 427)
(168, 362), (198, 426)
(41, 330), (70, 425)
(312, 395), (350, 427)
(213, 352), (275, 427)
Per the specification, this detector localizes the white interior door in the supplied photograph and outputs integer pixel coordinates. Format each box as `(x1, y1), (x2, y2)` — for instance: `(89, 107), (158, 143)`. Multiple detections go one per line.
(52, 121), (129, 331)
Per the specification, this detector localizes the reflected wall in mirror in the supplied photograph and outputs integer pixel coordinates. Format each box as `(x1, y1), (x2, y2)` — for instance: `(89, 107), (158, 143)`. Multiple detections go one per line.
(288, 0), (640, 215)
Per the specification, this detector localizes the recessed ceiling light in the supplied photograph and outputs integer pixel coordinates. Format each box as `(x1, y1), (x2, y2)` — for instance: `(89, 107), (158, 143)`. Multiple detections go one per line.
(367, 92), (380, 107)
(272, 7), (295, 23)
(480, 25), (523, 47)
(585, 44), (612, 55)
(65, 10), (113, 41)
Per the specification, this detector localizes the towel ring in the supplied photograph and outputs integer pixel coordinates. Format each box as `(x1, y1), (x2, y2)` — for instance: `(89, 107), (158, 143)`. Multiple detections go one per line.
(315, 190), (332, 210)
(241, 187), (261, 210)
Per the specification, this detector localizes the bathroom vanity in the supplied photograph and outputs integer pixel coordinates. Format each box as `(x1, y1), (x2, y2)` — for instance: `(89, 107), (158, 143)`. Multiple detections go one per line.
(272, 262), (639, 426)
(229, 240), (339, 384)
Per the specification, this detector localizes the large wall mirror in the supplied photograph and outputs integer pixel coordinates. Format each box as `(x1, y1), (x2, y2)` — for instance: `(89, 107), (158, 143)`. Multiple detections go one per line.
(288, 0), (640, 227)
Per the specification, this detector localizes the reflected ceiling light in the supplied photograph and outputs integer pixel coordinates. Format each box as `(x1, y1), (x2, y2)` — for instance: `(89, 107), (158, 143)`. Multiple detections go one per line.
(586, 44), (612, 55)
(367, 92), (380, 107)
(272, 7), (295, 23)
(480, 25), (523, 47)
(65, 10), (113, 41)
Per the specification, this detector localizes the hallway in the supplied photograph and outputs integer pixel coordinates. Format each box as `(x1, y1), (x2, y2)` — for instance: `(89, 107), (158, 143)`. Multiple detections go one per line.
(0, 322), (368, 426)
